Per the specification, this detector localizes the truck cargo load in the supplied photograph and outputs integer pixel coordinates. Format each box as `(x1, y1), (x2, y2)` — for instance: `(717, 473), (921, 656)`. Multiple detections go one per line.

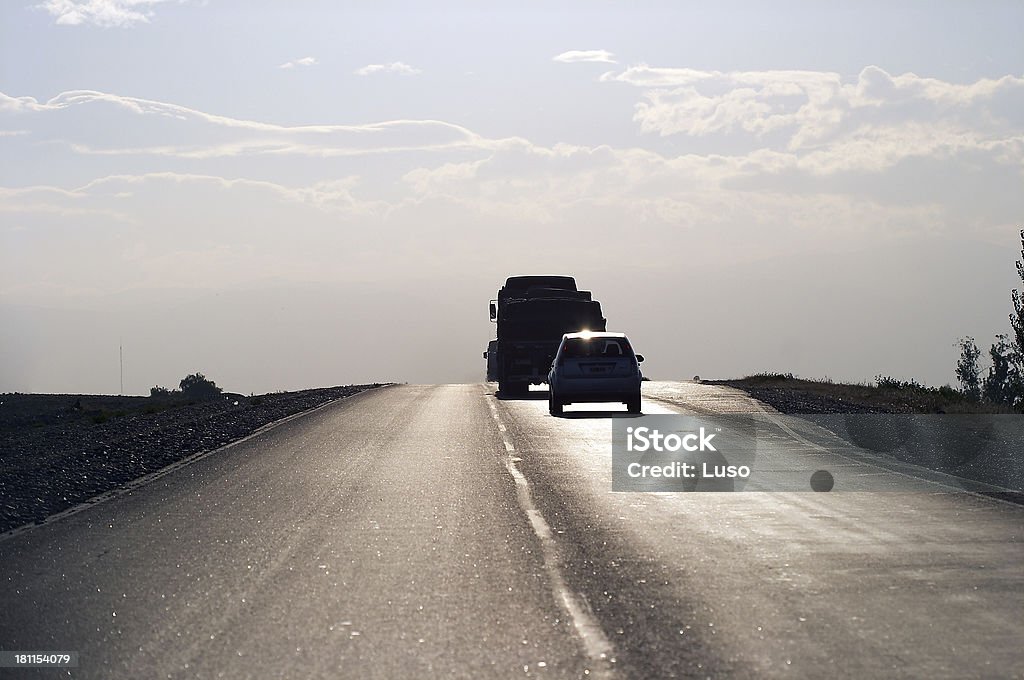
(484, 275), (607, 395)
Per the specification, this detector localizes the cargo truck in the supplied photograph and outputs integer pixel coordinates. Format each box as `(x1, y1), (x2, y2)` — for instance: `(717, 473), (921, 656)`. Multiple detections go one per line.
(483, 275), (607, 395)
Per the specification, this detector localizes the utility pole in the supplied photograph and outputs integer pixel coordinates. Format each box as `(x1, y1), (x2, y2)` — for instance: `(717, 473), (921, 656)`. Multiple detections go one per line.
(120, 341), (124, 396)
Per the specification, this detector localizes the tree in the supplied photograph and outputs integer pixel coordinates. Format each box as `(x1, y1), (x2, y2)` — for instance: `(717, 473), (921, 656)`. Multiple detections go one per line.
(1003, 228), (1024, 409)
(1011, 229), (1024, 372)
(179, 372), (222, 400)
(956, 229), (1024, 411)
(150, 385), (173, 398)
(955, 337), (982, 401)
(982, 335), (1015, 406)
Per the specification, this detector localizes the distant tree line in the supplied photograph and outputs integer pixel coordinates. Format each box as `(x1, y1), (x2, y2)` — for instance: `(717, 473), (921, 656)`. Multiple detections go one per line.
(150, 372), (223, 400)
(956, 229), (1024, 411)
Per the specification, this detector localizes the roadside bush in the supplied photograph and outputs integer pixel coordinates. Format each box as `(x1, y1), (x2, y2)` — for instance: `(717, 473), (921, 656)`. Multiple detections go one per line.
(179, 372), (222, 400)
(150, 373), (224, 401)
(875, 375), (925, 391)
(937, 384), (965, 402)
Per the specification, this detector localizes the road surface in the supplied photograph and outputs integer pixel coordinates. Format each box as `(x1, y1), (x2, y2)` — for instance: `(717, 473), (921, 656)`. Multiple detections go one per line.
(1, 383), (1022, 678)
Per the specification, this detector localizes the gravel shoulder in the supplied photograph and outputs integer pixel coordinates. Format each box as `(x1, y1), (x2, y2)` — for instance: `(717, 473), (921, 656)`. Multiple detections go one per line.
(0, 384), (385, 534)
(702, 379), (893, 414)
(701, 375), (1017, 414)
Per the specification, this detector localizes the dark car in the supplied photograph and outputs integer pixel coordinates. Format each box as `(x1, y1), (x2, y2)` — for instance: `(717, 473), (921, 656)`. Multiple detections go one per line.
(547, 332), (644, 415)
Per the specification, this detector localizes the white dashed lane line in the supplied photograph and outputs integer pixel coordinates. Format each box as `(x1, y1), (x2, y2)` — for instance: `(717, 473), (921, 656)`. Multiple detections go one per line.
(485, 393), (616, 678)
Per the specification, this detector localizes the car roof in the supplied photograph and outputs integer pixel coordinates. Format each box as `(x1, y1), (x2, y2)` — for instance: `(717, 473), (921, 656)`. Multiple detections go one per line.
(562, 331), (627, 339)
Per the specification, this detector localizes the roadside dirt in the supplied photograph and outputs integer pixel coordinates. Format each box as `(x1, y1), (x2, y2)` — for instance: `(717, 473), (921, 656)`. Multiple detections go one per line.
(0, 385), (384, 533)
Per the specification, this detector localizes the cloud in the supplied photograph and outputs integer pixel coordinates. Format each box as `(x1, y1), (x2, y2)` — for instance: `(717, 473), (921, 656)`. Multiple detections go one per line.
(38, 0), (183, 27)
(3, 81), (1022, 292)
(0, 184), (129, 220)
(600, 65), (833, 89)
(552, 50), (617, 64)
(598, 64), (1024, 174)
(0, 88), (560, 171)
(278, 56), (318, 70)
(73, 172), (387, 217)
(8, 89), (463, 134)
(0, 88), (513, 158)
(354, 62), (422, 76)
(0, 92), (52, 112)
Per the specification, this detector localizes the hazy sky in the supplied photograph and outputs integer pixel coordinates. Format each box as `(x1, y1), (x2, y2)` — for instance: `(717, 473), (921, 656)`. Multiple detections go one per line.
(2, 1), (1023, 394)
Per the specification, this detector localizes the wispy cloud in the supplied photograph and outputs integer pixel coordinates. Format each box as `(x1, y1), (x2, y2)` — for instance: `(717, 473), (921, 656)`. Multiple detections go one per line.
(38, 0), (183, 27)
(2, 89), (469, 133)
(354, 62), (422, 76)
(278, 56), (318, 70)
(598, 64), (1024, 173)
(553, 50), (617, 64)
(0, 88), (529, 160)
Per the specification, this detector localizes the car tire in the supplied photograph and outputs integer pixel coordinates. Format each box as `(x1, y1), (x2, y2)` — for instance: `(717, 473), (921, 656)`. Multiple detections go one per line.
(550, 393), (563, 416)
(627, 395), (641, 414)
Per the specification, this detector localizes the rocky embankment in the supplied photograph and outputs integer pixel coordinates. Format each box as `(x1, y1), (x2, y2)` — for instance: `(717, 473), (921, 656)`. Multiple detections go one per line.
(0, 385), (383, 534)
(706, 380), (893, 414)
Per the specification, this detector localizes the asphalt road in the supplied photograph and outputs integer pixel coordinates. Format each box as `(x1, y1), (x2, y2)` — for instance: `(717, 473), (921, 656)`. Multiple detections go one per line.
(1, 383), (1022, 679)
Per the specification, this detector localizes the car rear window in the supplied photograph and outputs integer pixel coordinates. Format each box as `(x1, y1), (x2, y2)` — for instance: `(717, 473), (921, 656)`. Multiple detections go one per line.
(561, 337), (634, 359)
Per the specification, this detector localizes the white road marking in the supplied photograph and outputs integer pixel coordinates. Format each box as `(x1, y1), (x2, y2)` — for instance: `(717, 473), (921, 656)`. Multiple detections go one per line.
(485, 394), (616, 678)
